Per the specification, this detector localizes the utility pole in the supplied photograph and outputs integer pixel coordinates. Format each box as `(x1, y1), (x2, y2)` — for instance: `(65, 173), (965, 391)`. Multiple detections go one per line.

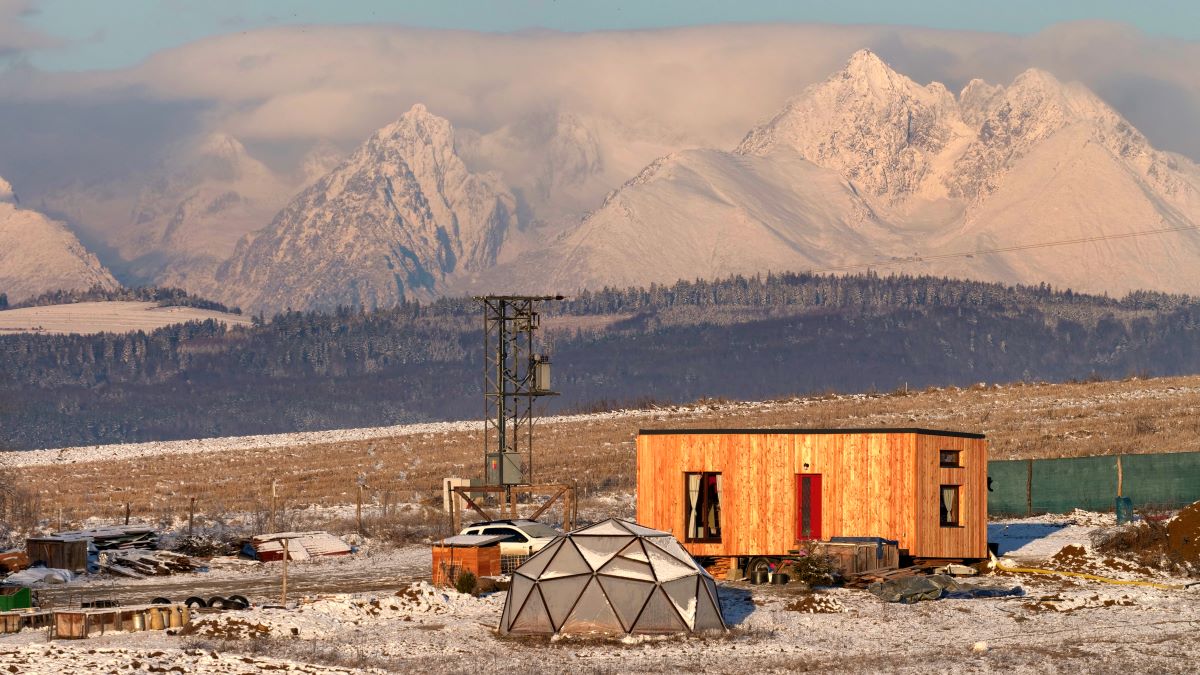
(280, 539), (289, 606)
(477, 295), (562, 510)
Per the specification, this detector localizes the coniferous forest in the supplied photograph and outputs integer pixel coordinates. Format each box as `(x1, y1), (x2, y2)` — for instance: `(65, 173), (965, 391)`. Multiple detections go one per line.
(2, 272), (1199, 449)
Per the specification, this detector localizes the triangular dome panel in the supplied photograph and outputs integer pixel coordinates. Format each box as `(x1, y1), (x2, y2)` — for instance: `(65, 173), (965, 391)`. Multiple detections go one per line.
(560, 577), (623, 633)
(618, 520), (671, 537)
(598, 575), (655, 632)
(575, 535), (634, 570)
(646, 542), (697, 582)
(631, 587), (688, 633)
(598, 555), (656, 582)
(517, 539), (563, 580)
(693, 578), (726, 632)
(539, 574), (592, 631)
(646, 537), (700, 570)
(573, 519), (634, 536)
(662, 576), (700, 627)
(541, 539), (591, 579)
(510, 585), (552, 634)
(618, 540), (650, 563)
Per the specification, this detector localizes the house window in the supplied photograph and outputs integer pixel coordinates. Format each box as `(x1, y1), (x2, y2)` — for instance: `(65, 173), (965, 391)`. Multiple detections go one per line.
(940, 485), (961, 527)
(684, 472), (722, 543)
(939, 450), (962, 468)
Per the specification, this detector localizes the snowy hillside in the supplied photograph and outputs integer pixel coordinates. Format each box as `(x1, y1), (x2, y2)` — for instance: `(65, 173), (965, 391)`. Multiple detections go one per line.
(214, 105), (517, 312)
(39, 133), (307, 287)
(489, 50), (1200, 297)
(0, 178), (118, 302)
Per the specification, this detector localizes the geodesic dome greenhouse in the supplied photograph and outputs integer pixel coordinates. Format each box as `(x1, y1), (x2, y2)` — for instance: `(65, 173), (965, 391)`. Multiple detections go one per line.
(498, 518), (726, 636)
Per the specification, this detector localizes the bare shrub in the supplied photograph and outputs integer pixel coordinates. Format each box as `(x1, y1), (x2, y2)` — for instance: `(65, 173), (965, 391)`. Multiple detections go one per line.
(783, 554), (841, 586)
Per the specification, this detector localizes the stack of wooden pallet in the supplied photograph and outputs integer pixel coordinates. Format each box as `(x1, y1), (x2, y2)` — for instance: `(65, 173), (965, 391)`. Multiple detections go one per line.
(703, 557), (734, 579)
(53, 526), (159, 551)
(844, 565), (924, 589)
(99, 550), (200, 579)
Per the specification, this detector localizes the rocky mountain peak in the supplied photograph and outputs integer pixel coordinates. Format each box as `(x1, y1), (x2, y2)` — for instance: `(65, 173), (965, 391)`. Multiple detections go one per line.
(213, 104), (517, 313)
(195, 132), (250, 161)
(840, 48), (908, 91)
(735, 49), (964, 202)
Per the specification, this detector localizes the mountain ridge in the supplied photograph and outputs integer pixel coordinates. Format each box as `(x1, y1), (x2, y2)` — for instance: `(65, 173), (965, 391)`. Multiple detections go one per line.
(485, 49), (1200, 298)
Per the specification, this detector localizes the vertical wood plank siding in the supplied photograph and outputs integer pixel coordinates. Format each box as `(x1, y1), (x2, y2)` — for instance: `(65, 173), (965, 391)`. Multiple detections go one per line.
(636, 430), (987, 559)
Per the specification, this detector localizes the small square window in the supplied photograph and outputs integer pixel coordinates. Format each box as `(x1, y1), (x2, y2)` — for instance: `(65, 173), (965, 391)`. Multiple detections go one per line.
(939, 450), (962, 468)
(940, 485), (961, 527)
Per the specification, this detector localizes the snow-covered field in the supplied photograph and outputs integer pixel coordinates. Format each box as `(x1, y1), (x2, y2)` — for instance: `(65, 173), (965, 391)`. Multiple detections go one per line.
(0, 300), (251, 335)
(0, 396), (800, 467)
(3, 512), (1197, 674)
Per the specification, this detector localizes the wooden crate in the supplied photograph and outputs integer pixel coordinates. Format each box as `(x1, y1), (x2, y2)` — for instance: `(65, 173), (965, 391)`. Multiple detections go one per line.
(810, 541), (899, 575)
(26, 538), (89, 573)
(431, 545), (501, 587)
(52, 605), (184, 639)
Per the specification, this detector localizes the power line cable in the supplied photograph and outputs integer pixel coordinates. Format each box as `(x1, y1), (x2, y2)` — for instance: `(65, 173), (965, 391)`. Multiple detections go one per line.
(807, 224), (1200, 275)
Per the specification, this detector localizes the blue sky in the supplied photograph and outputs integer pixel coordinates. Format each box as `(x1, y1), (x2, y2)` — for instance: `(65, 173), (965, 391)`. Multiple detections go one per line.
(23, 0), (1200, 71)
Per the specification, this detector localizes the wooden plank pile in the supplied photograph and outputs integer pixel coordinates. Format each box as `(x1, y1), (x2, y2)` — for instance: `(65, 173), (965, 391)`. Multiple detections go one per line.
(99, 550), (201, 579)
(703, 556), (734, 579)
(844, 565), (924, 589)
(250, 532), (352, 562)
(53, 526), (158, 551)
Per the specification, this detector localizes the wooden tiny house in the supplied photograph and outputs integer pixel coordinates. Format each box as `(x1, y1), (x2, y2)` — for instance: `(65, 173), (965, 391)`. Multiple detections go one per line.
(636, 428), (988, 561)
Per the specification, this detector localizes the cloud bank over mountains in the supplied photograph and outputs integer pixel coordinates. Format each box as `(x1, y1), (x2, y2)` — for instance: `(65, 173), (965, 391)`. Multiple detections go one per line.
(1, 20), (1199, 200)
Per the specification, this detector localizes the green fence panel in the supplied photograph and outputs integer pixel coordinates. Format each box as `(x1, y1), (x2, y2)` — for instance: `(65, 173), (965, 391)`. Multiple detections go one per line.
(986, 459), (1030, 516)
(1120, 451), (1200, 510)
(988, 451), (1200, 517)
(1030, 454), (1118, 514)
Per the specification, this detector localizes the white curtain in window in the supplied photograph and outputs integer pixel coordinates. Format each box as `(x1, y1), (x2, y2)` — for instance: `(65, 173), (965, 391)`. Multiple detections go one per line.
(712, 474), (722, 535)
(942, 487), (956, 523)
(686, 474), (700, 539)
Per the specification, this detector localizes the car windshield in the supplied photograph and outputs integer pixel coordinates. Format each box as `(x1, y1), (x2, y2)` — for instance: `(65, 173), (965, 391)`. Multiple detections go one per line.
(518, 522), (561, 538)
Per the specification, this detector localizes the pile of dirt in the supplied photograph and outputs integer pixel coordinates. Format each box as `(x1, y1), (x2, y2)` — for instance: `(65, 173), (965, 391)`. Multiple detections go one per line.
(181, 617), (271, 640)
(1024, 593), (1137, 613)
(785, 593), (844, 614)
(1166, 501), (1200, 568)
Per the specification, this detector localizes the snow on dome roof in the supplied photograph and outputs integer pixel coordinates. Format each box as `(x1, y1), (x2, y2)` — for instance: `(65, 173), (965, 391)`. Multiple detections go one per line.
(499, 518), (726, 636)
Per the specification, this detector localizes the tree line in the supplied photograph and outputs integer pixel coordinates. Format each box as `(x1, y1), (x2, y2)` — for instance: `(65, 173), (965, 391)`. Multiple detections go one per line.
(2, 272), (1198, 449)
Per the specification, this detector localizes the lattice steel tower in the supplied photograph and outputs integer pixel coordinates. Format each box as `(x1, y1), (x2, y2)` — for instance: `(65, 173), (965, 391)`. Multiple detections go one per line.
(477, 295), (563, 490)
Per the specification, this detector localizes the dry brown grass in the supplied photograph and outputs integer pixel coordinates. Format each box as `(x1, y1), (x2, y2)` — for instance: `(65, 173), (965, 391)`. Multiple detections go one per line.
(17, 374), (1200, 527)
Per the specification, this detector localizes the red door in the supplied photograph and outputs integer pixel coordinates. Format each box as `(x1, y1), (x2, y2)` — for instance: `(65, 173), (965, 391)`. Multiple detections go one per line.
(796, 474), (822, 541)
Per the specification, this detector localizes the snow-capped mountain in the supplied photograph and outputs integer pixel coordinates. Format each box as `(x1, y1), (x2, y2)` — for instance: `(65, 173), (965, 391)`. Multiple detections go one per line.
(488, 50), (1200, 297)
(0, 176), (118, 302)
(213, 105), (517, 312)
(40, 133), (299, 287)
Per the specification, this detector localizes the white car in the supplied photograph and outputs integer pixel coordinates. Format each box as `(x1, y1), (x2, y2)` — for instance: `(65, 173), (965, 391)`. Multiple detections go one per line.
(459, 519), (561, 557)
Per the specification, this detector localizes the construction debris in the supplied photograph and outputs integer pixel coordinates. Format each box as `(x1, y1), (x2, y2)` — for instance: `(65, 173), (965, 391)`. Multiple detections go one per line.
(248, 532), (352, 562)
(98, 550), (203, 579)
(868, 574), (1024, 603)
(0, 550), (30, 574)
(52, 526), (159, 551)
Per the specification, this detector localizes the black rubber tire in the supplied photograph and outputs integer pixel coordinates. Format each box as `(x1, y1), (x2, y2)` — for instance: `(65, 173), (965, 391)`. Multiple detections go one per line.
(226, 595), (250, 610)
(150, 597), (172, 605)
(184, 596), (208, 608)
(207, 596), (227, 609)
(746, 557), (773, 581)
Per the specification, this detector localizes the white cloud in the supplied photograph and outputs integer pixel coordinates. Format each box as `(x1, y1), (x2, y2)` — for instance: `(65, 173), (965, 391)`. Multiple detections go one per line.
(1, 21), (1199, 197)
(0, 0), (60, 58)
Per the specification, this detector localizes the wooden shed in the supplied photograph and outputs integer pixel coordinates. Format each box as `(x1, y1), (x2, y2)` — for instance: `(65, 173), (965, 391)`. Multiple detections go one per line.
(636, 428), (988, 561)
(431, 534), (504, 587)
(25, 537), (89, 573)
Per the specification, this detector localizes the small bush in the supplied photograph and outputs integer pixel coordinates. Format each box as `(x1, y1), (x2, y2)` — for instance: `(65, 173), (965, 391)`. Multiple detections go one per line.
(455, 570), (477, 596)
(785, 554), (841, 586)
